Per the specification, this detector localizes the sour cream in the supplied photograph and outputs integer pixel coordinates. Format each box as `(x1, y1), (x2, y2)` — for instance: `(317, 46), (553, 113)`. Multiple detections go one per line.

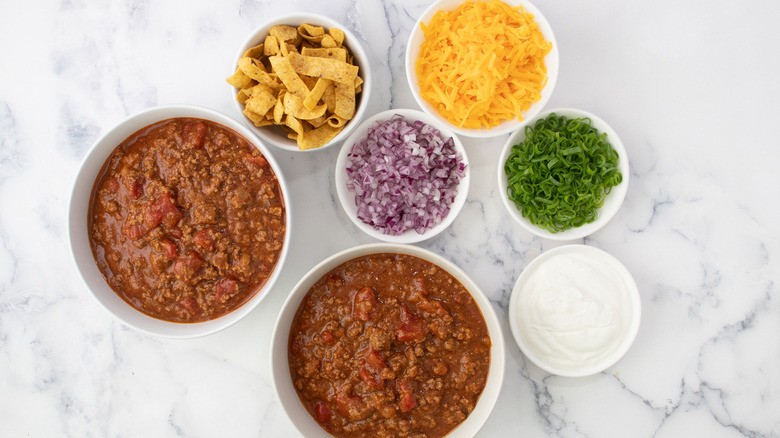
(509, 245), (640, 376)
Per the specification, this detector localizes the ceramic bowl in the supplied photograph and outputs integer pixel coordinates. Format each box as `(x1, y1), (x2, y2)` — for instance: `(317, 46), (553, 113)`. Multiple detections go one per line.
(68, 104), (291, 338)
(335, 108), (470, 243)
(230, 13), (372, 152)
(508, 244), (641, 377)
(498, 108), (629, 240)
(405, 0), (558, 138)
(271, 243), (505, 437)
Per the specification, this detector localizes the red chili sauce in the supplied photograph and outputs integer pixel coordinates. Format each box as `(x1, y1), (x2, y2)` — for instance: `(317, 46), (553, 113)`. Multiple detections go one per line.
(289, 253), (490, 437)
(88, 118), (285, 322)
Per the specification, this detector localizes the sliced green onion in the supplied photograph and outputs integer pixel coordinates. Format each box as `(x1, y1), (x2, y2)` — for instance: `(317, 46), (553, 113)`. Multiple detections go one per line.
(504, 113), (623, 233)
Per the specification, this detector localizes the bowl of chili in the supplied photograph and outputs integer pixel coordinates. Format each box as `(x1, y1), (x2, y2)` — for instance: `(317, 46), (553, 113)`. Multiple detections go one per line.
(68, 104), (291, 338)
(271, 243), (505, 438)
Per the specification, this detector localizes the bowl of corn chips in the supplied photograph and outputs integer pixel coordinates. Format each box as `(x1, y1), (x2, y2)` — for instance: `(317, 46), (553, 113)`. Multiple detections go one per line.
(227, 14), (372, 152)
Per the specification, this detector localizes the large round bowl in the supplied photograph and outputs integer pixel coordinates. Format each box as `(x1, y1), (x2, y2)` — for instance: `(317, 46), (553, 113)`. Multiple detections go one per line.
(498, 108), (629, 240)
(406, 0), (558, 138)
(335, 108), (470, 244)
(271, 243), (505, 437)
(68, 104), (292, 338)
(230, 13), (372, 152)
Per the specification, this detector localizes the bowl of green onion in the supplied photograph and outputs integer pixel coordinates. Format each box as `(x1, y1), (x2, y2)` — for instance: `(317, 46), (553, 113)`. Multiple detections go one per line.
(498, 108), (629, 240)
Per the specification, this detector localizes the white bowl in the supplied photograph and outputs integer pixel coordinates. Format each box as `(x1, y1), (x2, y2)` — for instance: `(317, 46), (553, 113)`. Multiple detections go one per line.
(68, 105), (292, 338)
(335, 109), (470, 243)
(498, 108), (629, 240)
(508, 245), (641, 377)
(405, 0), (558, 138)
(271, 243), (505, 437)
(230, 13), (372, 152)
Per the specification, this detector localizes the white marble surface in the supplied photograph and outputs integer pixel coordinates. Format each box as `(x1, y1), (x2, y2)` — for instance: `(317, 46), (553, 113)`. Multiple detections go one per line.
(1, 0), (779, 436)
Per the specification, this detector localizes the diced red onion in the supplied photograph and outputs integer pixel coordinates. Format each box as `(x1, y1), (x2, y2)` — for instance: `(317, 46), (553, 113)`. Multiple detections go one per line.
(345, 115), (466, 236)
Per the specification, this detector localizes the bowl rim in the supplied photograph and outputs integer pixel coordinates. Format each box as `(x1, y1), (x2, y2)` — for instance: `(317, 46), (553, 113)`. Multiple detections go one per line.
(270, 242), (506, 438)
(334, 108), (471, 243)
(497, 107), (630, 240)
(507, 244), (642, 377)
(405, 0), (559, 138)
(229, 12), (373, 152)
(67, 103), (292, 339)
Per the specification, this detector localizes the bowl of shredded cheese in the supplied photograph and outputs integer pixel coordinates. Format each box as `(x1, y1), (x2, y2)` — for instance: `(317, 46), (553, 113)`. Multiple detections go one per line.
(406, 0), (559, 138)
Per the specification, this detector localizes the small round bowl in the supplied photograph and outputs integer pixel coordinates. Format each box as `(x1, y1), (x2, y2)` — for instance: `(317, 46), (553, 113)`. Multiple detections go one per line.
(498, 108), (629, 240)
(230, 13), (372, 152)
(68, 104), (292, 339)
(405, 0), (558, 138)
(508, 245), (641, 377)
(335, 109), (470, 243)
(271, 243), (505, 437)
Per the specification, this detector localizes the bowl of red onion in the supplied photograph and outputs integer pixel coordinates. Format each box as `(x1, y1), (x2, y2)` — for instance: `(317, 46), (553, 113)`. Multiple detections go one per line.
(335, 109), (470, 243)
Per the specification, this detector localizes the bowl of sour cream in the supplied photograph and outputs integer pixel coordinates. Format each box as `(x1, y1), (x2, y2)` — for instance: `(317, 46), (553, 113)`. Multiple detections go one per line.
(508, 245), (641, 377)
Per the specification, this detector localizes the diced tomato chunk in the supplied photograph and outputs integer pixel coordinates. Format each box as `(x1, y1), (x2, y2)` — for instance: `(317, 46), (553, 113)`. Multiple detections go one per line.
(417, 299), (440, 313)
(320, 330), (335, 345)
(146, 192), (181, 230)
(193, 228), (214, 251)
(174, 251), (204, 280)
(182, 120), (207, 149)
(161, 239), (178, 259)
(122, 222), (148, 241)
(397, 379), (416, 413)
(127, 175), (145, 199)
(358, 349), (386, 390)
(411, 276), (427, 296)
(400, 391), (416, 412)
(314, 401), (331, 423)
(336, 392), (363, 420)
(179, 297), (198, 315)
(417, 299), (448, 317)
(145, 204), (165, 228)
(353, 287), (377, 321)
(396, 305), (426, 342)
(245, 153), (268, 168)
(359, 367), (384, 390)
(365, 349), (386, 372)
(214, 277), (239, 303)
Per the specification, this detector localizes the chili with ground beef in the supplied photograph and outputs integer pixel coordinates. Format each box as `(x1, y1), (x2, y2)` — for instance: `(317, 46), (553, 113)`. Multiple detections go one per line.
(88, 117), (285, 322)
(289, 253), (490, 438)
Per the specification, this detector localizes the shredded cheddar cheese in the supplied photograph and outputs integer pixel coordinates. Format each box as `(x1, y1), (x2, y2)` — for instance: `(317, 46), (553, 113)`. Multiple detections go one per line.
(416, 0), (552, 129)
